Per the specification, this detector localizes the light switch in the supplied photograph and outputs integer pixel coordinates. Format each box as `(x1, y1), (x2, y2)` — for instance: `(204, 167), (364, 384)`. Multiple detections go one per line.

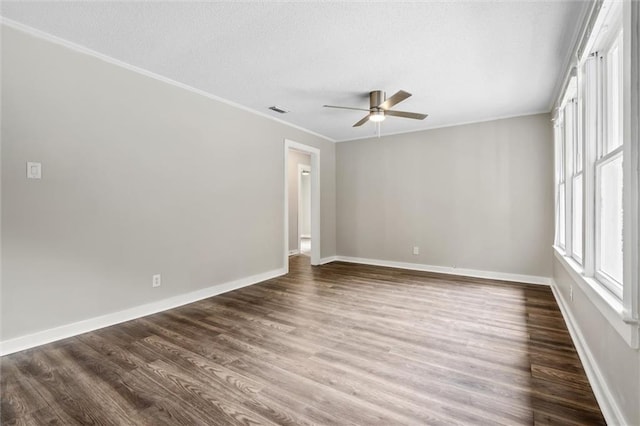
(27, 162), (42, 179)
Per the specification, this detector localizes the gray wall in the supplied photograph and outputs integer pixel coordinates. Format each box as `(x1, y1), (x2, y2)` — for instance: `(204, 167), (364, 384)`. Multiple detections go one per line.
(287, 150), (310, 251)
(1, 25), (336, 340)
(553, 259), (640, 425)
(336, 113), (554, 278)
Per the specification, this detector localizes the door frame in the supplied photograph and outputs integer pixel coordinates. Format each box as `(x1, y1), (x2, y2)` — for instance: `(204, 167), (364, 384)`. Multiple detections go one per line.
(284, 139), (320, 270)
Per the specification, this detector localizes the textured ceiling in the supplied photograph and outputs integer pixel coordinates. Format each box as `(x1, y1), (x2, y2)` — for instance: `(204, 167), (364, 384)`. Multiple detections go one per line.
(1, 1), (587, 142)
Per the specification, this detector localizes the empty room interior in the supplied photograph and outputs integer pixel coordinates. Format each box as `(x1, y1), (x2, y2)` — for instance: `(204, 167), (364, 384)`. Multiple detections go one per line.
(1, 1), (639, 425)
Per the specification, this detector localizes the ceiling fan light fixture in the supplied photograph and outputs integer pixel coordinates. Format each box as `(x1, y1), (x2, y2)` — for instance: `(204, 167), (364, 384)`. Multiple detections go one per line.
(323, 90), (426, 128)
(369, 111), (385, 122)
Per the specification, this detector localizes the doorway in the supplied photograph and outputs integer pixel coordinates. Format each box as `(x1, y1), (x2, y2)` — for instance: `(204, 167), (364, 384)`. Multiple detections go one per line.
(298, 164), (311, 256)
(284, 139), (320, 271)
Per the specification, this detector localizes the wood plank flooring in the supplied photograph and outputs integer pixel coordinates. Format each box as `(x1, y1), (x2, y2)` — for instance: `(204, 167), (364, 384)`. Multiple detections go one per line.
(1, 256), (605, 425)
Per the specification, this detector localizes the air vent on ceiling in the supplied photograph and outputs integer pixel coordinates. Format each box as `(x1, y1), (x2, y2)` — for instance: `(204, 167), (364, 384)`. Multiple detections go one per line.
(268, 105), (290, 114)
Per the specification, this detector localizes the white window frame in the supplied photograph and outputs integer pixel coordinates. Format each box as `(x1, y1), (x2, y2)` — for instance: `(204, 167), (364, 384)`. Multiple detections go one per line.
(552, 0), (639, 349)
(582, 54), (598, 279)
(568, 97), (584, 264)
(556, 80), (577, 255)
(593, 25), (624, 297)
(621, 1), (639, 333)
(554, 118), (566, 249)
(564, 97), (574, 258)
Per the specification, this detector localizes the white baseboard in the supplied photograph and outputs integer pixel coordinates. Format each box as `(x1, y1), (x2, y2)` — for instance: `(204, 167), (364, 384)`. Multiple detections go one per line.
(288, 249), (300, 256)
(334, 256), (551, 286)
(319, 256), (338, 265)
(0, 267), (286, 356)
(550, 280), (627, 426)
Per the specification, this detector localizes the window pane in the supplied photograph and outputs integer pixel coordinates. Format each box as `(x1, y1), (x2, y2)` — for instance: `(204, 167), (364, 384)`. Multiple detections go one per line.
(555, 125), (565, 182)
(573, 101), (582, 173)
(558, 183), (566, 247)
(598, 154), (623, 284)
(572, 174), (583, 260)
(606, 31), (623, 154)
(559, 125), (565, 181)
(584, 56), (597, 163)
(564, 105), (573, 173)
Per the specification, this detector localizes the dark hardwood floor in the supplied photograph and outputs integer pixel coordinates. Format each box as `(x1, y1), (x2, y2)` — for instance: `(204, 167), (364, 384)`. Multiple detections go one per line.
(1, 256), (605, 425)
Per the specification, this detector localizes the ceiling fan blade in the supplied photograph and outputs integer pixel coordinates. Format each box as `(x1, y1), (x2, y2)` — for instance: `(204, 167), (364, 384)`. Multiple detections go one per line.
(323, 105), (372, 112)
(385, 110), (428, 120)
(378, 90), (411, 109)
(353, 114), (371, 127)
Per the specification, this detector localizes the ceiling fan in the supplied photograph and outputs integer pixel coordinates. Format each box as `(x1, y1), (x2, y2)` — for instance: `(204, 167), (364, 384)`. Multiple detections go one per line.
(324, 90), (428, 127)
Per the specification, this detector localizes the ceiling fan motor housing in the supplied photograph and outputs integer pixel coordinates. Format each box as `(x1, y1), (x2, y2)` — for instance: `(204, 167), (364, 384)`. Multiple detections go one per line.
(370, 90), (385, 109)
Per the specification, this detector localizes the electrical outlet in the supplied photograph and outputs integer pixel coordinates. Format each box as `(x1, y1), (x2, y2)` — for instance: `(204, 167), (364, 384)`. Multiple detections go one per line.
(413, 246), (420, 255)
(27, 162), (42, 179)
(152, 274), (161, 288)
(570, 285), (573, 301)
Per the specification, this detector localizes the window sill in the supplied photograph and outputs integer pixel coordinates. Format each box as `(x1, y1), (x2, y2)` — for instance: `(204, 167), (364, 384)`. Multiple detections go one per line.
(553, 246), (639, 349)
